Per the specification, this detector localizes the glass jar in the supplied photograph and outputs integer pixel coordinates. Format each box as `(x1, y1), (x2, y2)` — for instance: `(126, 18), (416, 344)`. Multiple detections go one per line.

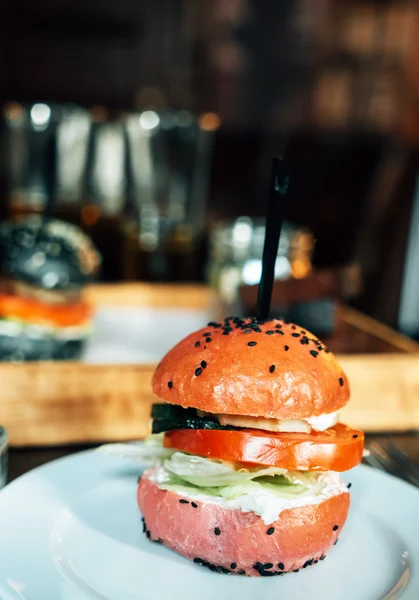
(207, 216), (314, 314)
(0, 426), (8, 488)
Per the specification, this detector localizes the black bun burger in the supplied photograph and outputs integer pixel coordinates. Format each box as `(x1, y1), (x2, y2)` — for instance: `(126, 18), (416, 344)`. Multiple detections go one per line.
(0, 215), (101, 361)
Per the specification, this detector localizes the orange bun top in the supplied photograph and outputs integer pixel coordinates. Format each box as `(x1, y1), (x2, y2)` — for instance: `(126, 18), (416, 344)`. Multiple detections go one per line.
(152, 317), (350, 420)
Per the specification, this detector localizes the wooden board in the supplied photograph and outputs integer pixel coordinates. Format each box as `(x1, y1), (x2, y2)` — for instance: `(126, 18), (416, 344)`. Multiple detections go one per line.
(339, 354), (419, 432)
(0, 283), (418, 446)
(1, 354), (419, 446)
(83, 283), (212, 310)
(0, 362), (155, 446)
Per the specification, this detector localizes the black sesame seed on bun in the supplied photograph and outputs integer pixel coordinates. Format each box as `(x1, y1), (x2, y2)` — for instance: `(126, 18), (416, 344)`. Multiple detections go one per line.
(0, 216), (101, 291)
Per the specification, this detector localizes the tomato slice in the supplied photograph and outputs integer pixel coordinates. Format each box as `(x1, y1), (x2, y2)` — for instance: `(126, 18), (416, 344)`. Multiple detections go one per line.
(163, 423), (364, 472)
(0, 293), (91, 328)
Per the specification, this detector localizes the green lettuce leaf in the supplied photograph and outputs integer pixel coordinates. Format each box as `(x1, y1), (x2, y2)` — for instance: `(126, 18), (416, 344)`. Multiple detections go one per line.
(163, 452), (288, 487)
(159, 452), (326, 500)
(97, 434), (176, 464)
(98, 437), (328, 503)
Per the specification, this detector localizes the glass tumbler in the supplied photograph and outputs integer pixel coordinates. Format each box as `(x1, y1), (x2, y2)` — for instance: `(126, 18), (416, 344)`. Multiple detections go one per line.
(0, 427), (8, 489)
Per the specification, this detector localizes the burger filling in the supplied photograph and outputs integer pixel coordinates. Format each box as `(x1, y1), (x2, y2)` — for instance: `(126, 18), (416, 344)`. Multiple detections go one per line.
(100, 437), (350, 525)
(101, 393), (363, 525)
(151, 403), (340, 435)
(200, 410), (339, 433)
(149, 455), (348, 525)
(0, 291), (92, 335)
(102, 400), (363, 525)
(0, 315), (92, 340)
(134, 402), (364, 521)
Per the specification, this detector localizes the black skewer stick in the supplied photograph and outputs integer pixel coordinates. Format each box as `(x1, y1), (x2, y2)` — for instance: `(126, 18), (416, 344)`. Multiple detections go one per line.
(257, 157), (289, 321)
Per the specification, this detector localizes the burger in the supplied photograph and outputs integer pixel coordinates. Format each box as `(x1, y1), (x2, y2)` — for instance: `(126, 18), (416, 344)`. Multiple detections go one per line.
(0, 215), (101, 361)
(138, 316), (364, 576)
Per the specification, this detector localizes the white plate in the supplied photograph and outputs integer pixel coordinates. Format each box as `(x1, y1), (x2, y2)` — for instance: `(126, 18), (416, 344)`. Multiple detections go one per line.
(0, 451), (417, 600)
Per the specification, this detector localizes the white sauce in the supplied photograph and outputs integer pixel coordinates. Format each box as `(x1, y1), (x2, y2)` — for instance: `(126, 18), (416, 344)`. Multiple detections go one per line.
(149, 466), (348, 525)
(306, 411), (339, 431)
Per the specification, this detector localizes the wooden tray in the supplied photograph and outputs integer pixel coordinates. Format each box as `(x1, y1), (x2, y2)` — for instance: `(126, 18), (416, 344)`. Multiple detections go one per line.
(1, 283), (418, 447)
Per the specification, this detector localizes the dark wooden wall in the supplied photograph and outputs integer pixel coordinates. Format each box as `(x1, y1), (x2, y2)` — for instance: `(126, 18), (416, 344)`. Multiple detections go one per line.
(0, 0), (195, 109)
(1, 0), (419, 331)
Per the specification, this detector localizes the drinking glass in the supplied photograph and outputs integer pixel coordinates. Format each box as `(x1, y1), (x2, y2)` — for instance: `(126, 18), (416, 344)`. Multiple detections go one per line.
(0, 426), (8, 489)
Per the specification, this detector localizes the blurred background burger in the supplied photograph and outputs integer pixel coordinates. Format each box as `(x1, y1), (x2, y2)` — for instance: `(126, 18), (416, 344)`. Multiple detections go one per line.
(0, 215), (101, 361)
